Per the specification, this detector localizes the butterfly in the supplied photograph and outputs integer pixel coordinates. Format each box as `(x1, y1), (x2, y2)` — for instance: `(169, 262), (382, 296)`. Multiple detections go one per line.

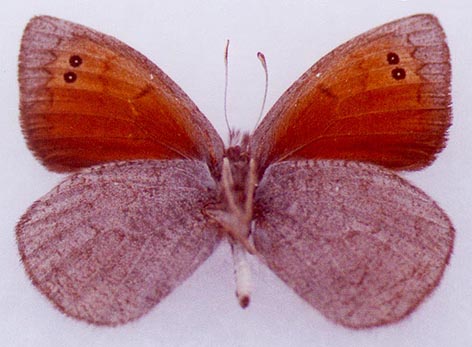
(17, 14), (454, 329)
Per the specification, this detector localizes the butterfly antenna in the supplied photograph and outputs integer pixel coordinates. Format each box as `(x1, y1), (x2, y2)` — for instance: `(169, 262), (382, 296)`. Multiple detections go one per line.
(255, 52), (268, 126)
(224, 40), (231, 134)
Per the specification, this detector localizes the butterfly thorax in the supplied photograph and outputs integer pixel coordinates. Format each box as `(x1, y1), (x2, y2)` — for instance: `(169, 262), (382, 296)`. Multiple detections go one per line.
(207, 137), (257, 250)
(223, 144), (250, 206)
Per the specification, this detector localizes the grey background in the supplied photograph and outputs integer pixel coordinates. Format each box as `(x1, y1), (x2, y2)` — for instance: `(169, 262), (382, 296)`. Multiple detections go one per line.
(1, 1), (471, 346)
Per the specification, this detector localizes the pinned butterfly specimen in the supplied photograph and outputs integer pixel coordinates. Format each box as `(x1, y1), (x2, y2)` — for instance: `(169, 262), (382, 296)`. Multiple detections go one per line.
(17, 14), (453, 328)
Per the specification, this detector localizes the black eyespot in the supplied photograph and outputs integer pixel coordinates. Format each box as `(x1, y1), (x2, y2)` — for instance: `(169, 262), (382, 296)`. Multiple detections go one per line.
(64, 71), (77, 83)
(69, 55), (83, 67)
(391, 68), (406, 80)
(387, 52), (400, 65)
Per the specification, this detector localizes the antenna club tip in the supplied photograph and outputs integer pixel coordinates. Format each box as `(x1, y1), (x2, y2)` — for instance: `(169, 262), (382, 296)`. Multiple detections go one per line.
(257, 52), (267, 69)
(224, 40), (230, 60)
(257, 52), (267, 65)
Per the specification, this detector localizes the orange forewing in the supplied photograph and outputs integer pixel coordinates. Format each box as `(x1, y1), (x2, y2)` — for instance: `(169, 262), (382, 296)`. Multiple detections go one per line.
(251, 14), (451, 175)
(19, 16), (224, 176)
